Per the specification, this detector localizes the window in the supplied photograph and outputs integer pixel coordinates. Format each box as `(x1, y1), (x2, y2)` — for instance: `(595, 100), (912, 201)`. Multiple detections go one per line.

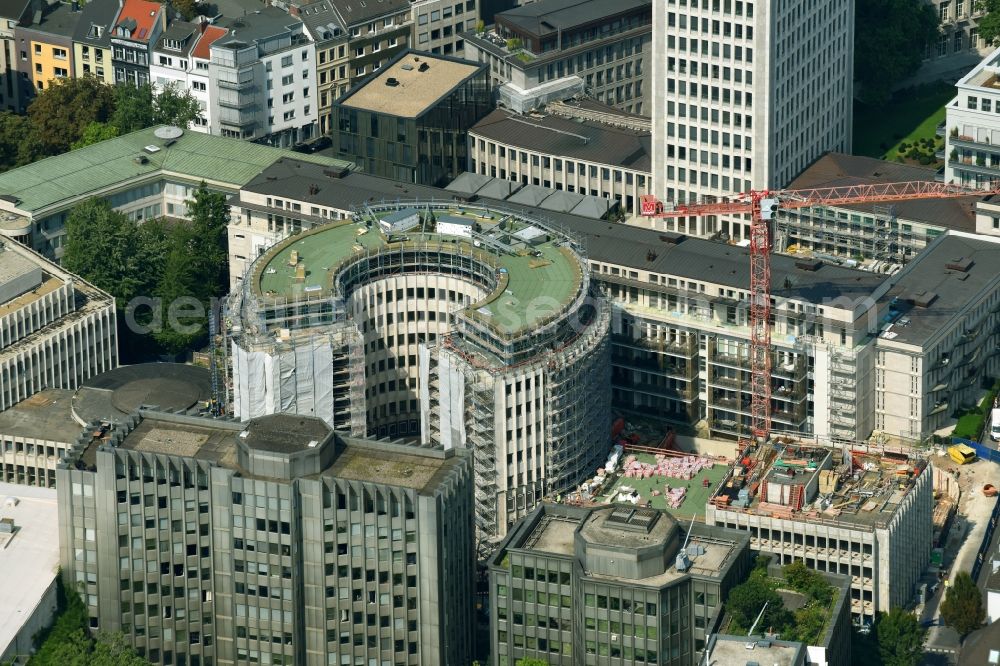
(281, 54), (293, 67)
(192, 80), (206, 91)
(281, 74), (293, 85)
(53, 47), (67, 59)
(283, 110), (295, 121)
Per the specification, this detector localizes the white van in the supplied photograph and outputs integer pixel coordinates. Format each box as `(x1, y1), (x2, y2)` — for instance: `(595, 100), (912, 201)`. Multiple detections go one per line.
(991, 408), (1000, 442)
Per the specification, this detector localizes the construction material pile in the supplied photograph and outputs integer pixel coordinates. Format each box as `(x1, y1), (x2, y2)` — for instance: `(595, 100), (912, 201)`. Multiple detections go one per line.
(664, 485), (687, 508)
(621, 454), (715, 480)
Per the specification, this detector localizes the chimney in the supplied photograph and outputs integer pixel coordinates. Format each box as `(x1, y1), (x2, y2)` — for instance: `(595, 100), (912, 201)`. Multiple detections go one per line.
(289, 4), (300, 15)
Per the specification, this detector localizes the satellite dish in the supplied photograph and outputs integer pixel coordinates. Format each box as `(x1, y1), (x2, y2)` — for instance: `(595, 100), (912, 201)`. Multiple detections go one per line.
(154, 126), (184, 140)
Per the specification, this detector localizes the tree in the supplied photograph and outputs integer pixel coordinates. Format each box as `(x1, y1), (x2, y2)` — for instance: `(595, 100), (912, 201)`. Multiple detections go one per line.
(154, 83), (202, 129)
(979, 0), (1000, 46)
(62, 199), (160, 310)
(0, 112), (32, 171)
(154, 222), (207, 354)
(186, 183), (230, 298)
(110, 84), (157, 134)
(71, 122), (120, 150)
(875, 607), (925, 666)
(940, 571), (986, 637)
(854, 0), (939, 106)
(26, 77), (116, 154)
(724, 570), (793, 634)
(172, 0), (199, 20)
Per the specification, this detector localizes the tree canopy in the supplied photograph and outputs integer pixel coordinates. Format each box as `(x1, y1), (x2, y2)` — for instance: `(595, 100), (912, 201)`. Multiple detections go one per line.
(979, 0), (1000, 46)
(62, 185), (229, 359)
(28, 578), (150, 666)
(854, 0), (940, 106)
(875, 607), (925, 666)
(940, 571), (986, 637)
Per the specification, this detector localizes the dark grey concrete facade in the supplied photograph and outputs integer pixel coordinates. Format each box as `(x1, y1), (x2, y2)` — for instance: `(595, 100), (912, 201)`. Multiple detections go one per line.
(56, 410), (474, 666)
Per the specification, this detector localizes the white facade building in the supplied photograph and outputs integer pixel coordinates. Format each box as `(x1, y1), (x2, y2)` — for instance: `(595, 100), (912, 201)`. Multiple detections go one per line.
(150, 21), (228, 134)
(944, 46), (1000, 189)
(209, 7), (319, 147)
(650, 0), (854, 240)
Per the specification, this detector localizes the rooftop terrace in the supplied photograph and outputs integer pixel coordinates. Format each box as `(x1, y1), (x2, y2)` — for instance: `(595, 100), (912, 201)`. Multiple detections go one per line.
(252, 203), (585, 336)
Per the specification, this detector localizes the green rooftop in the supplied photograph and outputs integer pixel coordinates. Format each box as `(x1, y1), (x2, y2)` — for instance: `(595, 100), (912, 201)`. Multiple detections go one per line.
(254, 207), (585, 336)
(0, 126), (354, 214)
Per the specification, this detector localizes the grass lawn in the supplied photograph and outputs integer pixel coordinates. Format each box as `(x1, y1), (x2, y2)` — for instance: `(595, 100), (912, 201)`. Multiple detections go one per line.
(853, 82), (955, 163)
(597, 453), (729, 521)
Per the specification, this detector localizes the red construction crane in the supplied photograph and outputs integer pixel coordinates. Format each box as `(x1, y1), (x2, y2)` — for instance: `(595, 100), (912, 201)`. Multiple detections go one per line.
(639, 180), (999, 443)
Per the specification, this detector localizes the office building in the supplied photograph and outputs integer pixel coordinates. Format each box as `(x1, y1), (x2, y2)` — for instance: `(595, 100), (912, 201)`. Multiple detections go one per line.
(0, 484), (60, 665)
(225, 197), (611, 539)
(410, 0), (477, 57)
(0, 125), (353, 260)
(706, 439), (933, 620)
(57, 410), (474, 665)
(0, 240), (117, 414)
(488, 502), (753, 665)
(0, 389), (80, 488)
(333, 50), (490, 185)
(779, 153), (983, 263)
(72, 0), (118, 85)
(207, 7), (318, 146)
(13, 0), (81, 102)
(464, 0), (652, 115)
(650, 0), (854, 241)
(0, 0), (31, 111)
(467, 99), (652, 217)
(110, 0), (165, 86)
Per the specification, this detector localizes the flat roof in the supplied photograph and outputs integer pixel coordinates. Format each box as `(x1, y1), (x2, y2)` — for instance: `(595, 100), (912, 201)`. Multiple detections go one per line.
(470, 106), (652, 172)
(72, 363), (213, 424)
(787, 153), (978, 232)
(340, 52), (483, 118)
(84, 412), (464, 493)
(876, 232), (1000, 347)
(254, 207), (584, 336)
(496, 0), (650, 38)
(708, 635), (804, 666)
(0, 389), (81, 443)
(241, 415), (331, 454)
(0, 483), (59, 660)
(0, 126), (353, 214)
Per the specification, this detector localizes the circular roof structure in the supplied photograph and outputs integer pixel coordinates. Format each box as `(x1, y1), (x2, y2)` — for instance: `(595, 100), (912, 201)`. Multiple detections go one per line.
(73, 363), (212, 424)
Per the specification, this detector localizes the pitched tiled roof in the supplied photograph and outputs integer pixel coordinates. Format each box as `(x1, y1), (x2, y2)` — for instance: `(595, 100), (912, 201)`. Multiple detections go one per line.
(192, 24), (227, 59)
(114, 0), (161, 43)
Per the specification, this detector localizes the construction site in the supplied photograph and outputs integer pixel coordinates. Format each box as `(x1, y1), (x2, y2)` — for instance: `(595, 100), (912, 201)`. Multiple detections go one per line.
(224, 201), (612, 542)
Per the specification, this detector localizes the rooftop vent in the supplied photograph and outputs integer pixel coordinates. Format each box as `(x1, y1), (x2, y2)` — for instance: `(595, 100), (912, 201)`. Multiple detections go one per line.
(308, 183), (320, 195)
(143, 144), (161, 153)
(418, 62), (429, 72)
(401, 63), (414, 70)
(658, 234), (680, 244)
(0, 517), (13, 534)
(385, 77), (399, 86)
(945, 257), (973, 272)
(134, 155), (149, 165)
(323, 167), (349, 179)
(911, 291), (938, 308)
(795, 259), (821, 272)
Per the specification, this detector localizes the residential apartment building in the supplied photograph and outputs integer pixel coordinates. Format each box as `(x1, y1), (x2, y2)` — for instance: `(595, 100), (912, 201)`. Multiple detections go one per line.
(931, 0), (989, 63)
(208, 7), (318, 146)
(110, 0), (165, 86)
(467, 99), (652, 217)
(650, 0), (854, 241)
(944, 46), (1000, 189)
(0, 125), (353, 260)
(72, 0), (117, 85)
(57, 410), (475, 665)
(150, 21), (228, 133)
(489, 503), (754, 665)
(0, 240), (117, 414)
(779, 153), (984, 264)
(14, 0), (81, 101)
(410, 0), (476, 56)
(288, 0), (348, 136)
(0, 0), (32, 111)
(464, 0), (652, 115)
(333, 50), (490, 185)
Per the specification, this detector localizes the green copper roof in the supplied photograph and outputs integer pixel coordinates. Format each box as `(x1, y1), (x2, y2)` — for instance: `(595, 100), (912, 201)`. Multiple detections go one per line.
(0, 126), (353, 214)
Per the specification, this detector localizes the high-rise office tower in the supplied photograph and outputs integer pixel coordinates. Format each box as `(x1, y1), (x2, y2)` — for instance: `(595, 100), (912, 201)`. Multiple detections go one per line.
(57, 411), (474, 666)
(650, 0), (854, 240)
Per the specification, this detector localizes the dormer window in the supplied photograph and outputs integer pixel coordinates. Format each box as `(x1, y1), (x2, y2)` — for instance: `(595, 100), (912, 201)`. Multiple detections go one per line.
(88, 24), (103, 39)
(163, 38), (182, 51)
(116, 25), (130, 37)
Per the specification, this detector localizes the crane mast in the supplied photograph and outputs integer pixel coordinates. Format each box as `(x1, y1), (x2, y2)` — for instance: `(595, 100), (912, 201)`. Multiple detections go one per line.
(639, 180), (1000, 444)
